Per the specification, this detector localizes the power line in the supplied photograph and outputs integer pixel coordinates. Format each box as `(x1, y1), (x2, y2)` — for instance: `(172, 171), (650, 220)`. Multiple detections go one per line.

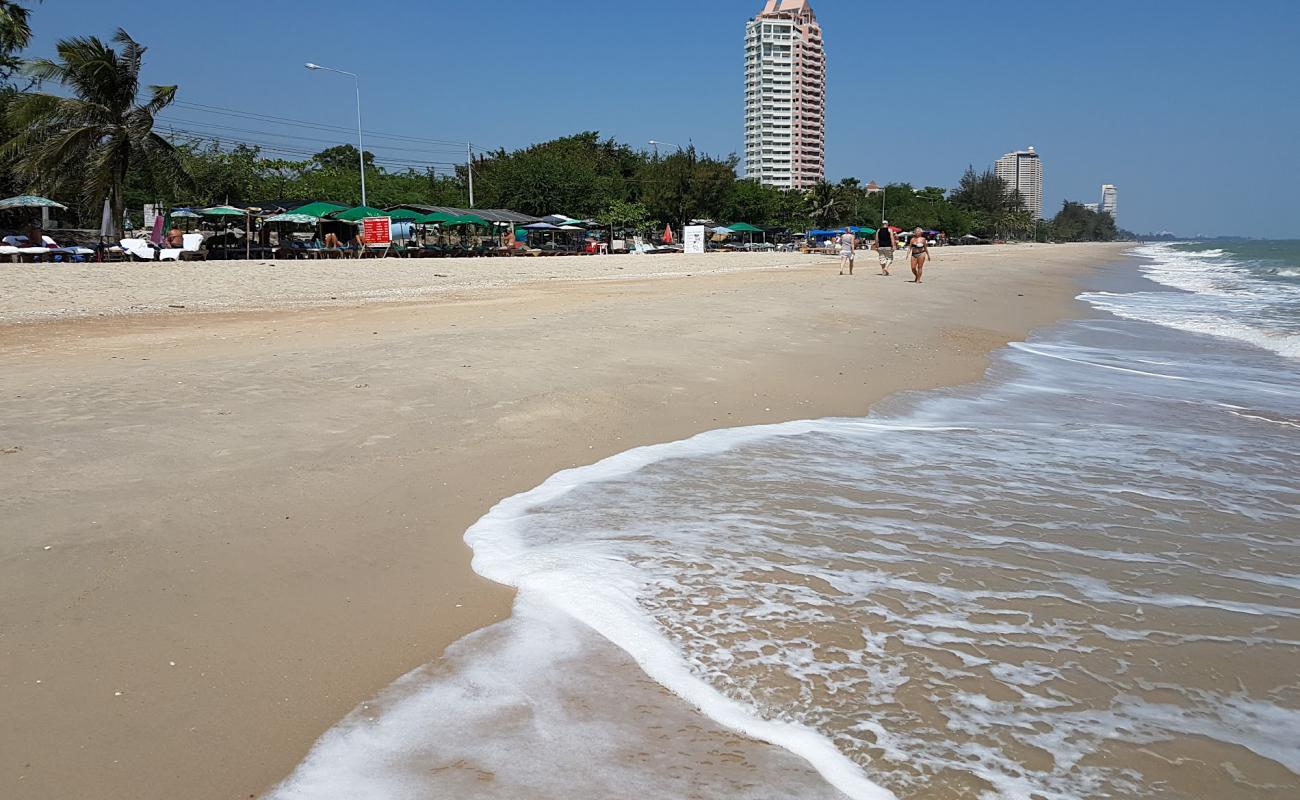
(157, 115), (467, 156)
(165, 99), (488, 151)
(163, 128), (465, 172)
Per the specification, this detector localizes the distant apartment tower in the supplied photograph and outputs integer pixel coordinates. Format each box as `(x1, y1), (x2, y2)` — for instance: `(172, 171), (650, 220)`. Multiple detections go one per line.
(1100, 184), (1118, 219)
(744, 0), (826, 190)
(995, 146), (1044, 218)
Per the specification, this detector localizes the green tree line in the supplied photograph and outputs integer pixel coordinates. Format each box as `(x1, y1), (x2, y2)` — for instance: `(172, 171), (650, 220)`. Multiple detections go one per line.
(1, 16), (1127, 242)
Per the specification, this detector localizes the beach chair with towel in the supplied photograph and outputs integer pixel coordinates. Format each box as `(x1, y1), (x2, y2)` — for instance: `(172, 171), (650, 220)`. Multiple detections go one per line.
(159, 233), (205, 261)
(3, 234), (56, 262)
(120, 238), (159, 261)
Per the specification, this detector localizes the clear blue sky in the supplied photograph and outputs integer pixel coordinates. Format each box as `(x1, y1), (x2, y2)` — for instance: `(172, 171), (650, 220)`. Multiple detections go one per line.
(22, 0), (1300, 237)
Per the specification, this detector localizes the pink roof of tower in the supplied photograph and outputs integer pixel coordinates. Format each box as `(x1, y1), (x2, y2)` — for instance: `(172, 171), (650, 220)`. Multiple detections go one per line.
(759, 0), (816, 19)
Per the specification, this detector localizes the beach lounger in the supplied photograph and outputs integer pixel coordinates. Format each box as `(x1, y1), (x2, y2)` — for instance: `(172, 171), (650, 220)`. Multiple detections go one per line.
(296, 241), (325, 259)
(38, 234), (95, 262)
(160, 233), (204, 261)
(2, 235), (55, 262)
(120, 238), (159, 261)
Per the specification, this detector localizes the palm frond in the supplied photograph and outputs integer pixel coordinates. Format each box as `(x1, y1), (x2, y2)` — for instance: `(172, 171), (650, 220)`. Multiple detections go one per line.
(22, 56), (68, 84)
(0, 0), (33, 53)
(51, 36), (126, 117)
(80, 133), (129, 208)
(141, 131), (195, 196)
(112, 29), (144, 108)
(139, 84), (177, 117)
(27, 125), (104, 177)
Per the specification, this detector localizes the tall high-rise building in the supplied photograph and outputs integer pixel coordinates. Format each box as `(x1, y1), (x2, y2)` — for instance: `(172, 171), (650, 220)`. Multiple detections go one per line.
(1100, 184), (1118, 219)
(744, 0), (825, 191)
(995, 147), (1044, 218)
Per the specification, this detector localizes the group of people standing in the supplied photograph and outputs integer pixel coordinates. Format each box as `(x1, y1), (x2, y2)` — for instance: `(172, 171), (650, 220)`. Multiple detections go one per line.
(838, 222), (930, 282)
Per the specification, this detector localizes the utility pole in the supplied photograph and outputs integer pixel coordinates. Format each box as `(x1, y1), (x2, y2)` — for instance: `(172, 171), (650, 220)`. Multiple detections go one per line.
(467, 142), (475, 208)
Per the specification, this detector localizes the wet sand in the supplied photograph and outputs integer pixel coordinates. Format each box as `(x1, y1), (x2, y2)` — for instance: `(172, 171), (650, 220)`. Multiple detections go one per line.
(0, 244), (1127, 799)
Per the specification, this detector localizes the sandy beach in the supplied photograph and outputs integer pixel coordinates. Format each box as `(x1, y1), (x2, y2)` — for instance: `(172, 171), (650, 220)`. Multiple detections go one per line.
(0, 244), (1127, 799)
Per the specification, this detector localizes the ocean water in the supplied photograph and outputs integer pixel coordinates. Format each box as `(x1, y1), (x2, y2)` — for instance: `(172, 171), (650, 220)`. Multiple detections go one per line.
(268, 242), (1300, 800)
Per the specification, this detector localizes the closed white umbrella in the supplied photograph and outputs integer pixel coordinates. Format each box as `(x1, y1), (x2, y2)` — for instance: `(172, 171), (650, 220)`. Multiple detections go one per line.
(99, 198), (114, 241)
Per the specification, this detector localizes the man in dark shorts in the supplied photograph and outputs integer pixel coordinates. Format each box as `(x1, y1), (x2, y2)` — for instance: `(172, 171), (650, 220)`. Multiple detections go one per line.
(875, 222), (898, 275)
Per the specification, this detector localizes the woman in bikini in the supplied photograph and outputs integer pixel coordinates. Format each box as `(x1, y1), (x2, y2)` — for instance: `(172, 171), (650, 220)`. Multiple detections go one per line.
(908, 227), (930, 283)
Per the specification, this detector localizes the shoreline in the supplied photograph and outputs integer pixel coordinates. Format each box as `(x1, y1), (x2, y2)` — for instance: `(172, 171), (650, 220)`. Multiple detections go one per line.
(0, 244), (1128, 799)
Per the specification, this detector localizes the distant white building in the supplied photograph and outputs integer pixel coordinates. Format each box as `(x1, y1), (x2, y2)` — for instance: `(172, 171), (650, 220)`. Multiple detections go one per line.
(995, 147), (1044, 218)
(1100, 184), (1118, 219)
(744, 0), (826, 191)
(1083, 202), (1100, 212)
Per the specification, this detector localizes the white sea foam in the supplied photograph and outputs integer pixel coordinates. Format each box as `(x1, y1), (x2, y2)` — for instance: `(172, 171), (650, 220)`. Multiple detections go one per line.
(466, 422), (901, 800)
(265, 597), (853, 800)
(1084, 243), (1300, 359)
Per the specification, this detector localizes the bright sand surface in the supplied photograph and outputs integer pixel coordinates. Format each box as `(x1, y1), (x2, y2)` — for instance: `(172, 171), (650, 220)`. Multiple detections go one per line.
(0, 244), (1128, 799)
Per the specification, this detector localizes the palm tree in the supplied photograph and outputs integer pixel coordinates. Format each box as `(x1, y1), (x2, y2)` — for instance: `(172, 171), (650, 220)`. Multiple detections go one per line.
(0, 1), (34, 198)
(0, 1), (33, 81)
(806, 180), (840, 229)
(1, 28), (189, 237)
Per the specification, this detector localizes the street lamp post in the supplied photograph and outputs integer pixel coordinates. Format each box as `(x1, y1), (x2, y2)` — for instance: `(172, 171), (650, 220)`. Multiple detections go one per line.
(648, 139), (681, 158)
(305, 62), (366, 208)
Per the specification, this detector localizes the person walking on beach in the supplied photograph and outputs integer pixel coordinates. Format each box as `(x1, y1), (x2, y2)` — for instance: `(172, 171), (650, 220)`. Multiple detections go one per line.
(838, 229), (857, 275)
(875, 222), (898, 275)
(908, 227), (931, 283)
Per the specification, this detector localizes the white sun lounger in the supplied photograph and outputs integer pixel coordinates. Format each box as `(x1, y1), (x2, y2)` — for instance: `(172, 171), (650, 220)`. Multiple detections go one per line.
(159, 233), (203, 261)
(120, 238), (159, 261)
(2, 236), (52, 262)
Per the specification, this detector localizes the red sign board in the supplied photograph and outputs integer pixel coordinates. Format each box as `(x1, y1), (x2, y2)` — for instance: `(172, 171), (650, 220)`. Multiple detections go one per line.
(362, 216), (392, 245)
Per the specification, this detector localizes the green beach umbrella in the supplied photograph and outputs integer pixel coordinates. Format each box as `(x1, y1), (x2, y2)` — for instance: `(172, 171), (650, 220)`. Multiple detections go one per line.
(728, 222), (763, 233)
(198, 206), (255, 259)
(293, 201), (348, 218)
(0, 194), (68, 209)
(446, 213), (489, 227)
(265, 212), (322, 224)
(199, 205), (248, 216)
(385, 208), (421, 221)
(332, 205), (386, 222)
(414, 211), (458, 224)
